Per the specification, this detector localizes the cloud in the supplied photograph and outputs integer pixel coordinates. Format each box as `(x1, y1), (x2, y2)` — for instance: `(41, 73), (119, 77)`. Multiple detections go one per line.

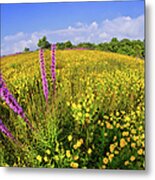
(1, 15), (144, 55)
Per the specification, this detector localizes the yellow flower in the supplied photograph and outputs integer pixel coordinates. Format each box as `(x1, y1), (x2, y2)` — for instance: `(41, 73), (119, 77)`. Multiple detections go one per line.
(109, 154), (114, 162)
(106, 122), (113, 129)
(110, 144), (115, 153)
(114, 150), (119, 155)
(124, 161), (129, 166)
(103, 157), (109, 164)
(85, 113), (89, 118)
(131, 129), (136, 134)
(72, 103), (77, 109)
(79, 138), (84, 144)
(66, 101), (70, 106)
(104, 132), (108, 136)
(36, 155), (42, 162)
(87, 148), (92, 155)
(122, 131), (129, 137)
(113, 136), (117, 141)
(68, 135), (73, 141)
(131, 143), (136, 148)
(100, 122), (104, 126)
(116, 112), (120, 116)
(104, 115), (109, 119)
(98, 120), (101, 125)
(116, 123), (120, 128)
(77, 112), (82, 117)
(86, 108), (90, 112)
(125, 116), (130, 121)
(77, 104), (82, 109)
(120, 138), (127, 148)
(73, 144), (78, 149)
(66, 150), (71, 158)
(102, 165), (106, 169)
(54, 155), (59, 161)
(137, 149), (143, 155)
(44, 156), (48, 162)
(130, 156), (136, 162)
(73, 155), (79, 160)
(46, 149), (51, 155)
(77, 141), (82, 147)
(70, 162), (79, 168)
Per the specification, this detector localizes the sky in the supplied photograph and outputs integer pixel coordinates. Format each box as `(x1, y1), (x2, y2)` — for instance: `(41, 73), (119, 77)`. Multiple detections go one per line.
(1, 0), (145, 55)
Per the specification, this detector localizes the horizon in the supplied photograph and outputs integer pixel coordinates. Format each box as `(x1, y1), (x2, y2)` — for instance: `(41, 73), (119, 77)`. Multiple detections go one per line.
(1, 0), (144, 55)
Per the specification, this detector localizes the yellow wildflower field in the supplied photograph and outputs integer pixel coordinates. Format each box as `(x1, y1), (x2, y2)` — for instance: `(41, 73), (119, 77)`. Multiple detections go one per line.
(0, 50), (145, 169)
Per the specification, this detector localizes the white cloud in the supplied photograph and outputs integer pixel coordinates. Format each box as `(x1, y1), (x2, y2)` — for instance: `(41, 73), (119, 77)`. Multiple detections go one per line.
(1, 15), (144, 55)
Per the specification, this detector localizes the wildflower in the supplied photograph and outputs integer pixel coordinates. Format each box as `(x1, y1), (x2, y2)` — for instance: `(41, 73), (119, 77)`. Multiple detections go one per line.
(36, 155), (42, 162)
(106, 122), (113, 129)
(73, 155), (79, 160)
(85, 113), (89, 118)
(77, 112), (82, 117)
(46, 149), (51, 155)
(130, 156), (136, 162)
(124, 161), (129, 166)
(54, 155), (59, 161)
(51, 44), (56, 93)
(44, 156), (48, 162)
(70, 162), (79, 168)
(87, 148), (92, 155)
(0, 119), (15, 141)
(110, 144), (115, 153)
(68, 135), (72, 141)
(131, 129), (136, 134)
(79, 138), (84, 144)
(109, 154), (114, 162)
(0, 77), (33, 129)
(114, 150), (119, 155)
(120, 138), (127, 148)
(122, 131), (129, 137)
(72, 103), (76, 109)
(137, 149), (143, 155)
(66, 150), (71, 158)
(76, 140), (82, 147)
(103, 157), (108, 164)
(102, 165), (106, 169)
(39, 48), (49, 102)
(131, 143), (136, 148)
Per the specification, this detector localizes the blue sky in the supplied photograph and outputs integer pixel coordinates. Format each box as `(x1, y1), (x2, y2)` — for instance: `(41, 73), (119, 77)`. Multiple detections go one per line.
(1, 0), (144, 55)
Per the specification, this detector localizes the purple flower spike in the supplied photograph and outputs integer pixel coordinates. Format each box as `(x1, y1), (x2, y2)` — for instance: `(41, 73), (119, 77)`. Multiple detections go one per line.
(0, 75), (33, 129)
(51, 44), (56, 93)
(39, 49), (49, 102)
(0, 119), (15, 140)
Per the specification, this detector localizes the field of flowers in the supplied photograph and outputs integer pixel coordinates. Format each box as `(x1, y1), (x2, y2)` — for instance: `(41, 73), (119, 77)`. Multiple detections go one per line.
(0, 49), (145, 169)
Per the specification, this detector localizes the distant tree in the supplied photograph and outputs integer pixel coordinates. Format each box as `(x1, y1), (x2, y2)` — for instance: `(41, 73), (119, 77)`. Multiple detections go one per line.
(64, 41), (73, 49)
(24, 47), (30, 52)
(56, 42), (65, 50)
(37, 36), (51, 49)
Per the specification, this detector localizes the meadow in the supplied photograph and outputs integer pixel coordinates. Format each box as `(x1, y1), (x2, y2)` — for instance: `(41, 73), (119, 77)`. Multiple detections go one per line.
(0, 49), (145, 169)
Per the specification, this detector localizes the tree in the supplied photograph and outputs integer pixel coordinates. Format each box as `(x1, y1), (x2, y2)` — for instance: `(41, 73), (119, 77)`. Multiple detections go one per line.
(37, 36), (51, 49)
(24, 47), (30, 52)
(64, 41), (73, 49)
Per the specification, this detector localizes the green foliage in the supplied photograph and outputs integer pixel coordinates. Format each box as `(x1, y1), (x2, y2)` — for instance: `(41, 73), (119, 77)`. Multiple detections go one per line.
(37, 36), (51, 49)
(24, 47), (30, 52)
(56, 38), (145, 59)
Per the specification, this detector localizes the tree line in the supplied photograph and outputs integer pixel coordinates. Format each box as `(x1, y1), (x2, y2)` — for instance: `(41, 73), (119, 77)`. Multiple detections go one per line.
(24, 36), (145, 59)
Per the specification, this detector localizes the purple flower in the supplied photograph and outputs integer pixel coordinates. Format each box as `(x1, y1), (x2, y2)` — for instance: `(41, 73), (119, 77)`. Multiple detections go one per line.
(51, 44), (56, 93)
(0, 119), (15, 140)
(39, 49), (49, 102)
(0, 75), (33, 129)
